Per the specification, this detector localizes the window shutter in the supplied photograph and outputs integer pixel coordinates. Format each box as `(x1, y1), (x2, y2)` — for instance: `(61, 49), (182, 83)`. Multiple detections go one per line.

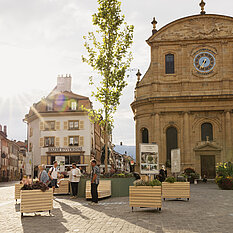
(39, 138), (44, 147)
(79, 121), (84, 130)
(79, 136), (84, 146)
(40, 122), (44, 131)
(64, 137), (68, 146)
(55, 121), (60, 131)
(55, 137), (60, 147)
(64, 121), (68, 130)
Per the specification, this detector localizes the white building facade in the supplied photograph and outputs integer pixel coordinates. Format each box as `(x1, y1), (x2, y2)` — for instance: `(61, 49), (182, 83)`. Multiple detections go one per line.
(24, 75), (95, 173)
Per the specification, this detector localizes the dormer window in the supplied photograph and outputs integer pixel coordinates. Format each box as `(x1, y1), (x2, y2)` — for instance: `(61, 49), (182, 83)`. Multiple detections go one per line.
(165, 54), (175, 74)
(71, 101), (77, 111)
(47, 102), (53, 111)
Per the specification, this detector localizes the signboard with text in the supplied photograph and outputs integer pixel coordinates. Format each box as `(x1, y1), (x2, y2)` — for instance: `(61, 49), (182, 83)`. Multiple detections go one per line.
(26, 152), (32, 175)
(140, 144), (159, 174)
(171, 149), (181, 173)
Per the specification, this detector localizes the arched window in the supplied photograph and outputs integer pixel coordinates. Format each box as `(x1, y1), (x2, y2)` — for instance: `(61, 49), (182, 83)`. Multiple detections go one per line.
(201, 123), (213, 141)
(166, 127), (178, 162)
(165, 54), (175, 74)
(141, 128), (149, 143)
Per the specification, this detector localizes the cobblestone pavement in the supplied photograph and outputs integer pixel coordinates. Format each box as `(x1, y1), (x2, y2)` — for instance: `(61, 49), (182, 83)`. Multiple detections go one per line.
(0, 182), (233, 233)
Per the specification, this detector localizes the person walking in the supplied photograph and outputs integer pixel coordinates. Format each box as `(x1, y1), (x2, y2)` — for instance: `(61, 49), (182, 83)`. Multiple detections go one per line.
(159, 165), (167, 182)
(90, 160), (100, 204)
(38, 164), (49, 185)
(48, 161), (59, 193)
(70, 163), (81, 199)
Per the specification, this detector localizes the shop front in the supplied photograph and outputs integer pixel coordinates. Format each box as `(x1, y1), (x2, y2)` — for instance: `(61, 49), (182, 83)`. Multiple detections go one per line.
(45, 147), (88, 173)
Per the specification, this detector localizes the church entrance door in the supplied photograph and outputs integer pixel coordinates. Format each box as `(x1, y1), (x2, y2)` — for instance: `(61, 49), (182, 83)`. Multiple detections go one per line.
(201, 155), (216, 179)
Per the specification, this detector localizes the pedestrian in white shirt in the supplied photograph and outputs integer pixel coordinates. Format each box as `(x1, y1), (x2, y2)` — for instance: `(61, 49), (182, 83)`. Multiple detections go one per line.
(48, 161), (59, 193)
(70, 163), (81, 199)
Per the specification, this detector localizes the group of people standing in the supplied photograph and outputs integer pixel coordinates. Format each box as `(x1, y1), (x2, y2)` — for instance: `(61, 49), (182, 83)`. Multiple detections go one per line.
(37, 159), (100, 204)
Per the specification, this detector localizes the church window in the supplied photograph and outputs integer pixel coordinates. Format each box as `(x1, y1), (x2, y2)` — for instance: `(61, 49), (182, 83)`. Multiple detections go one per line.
(165, 54), (175, 74)
(201, 123), (213, 141)
(166, 127), (178, 161)
(141, 128), (149, 143)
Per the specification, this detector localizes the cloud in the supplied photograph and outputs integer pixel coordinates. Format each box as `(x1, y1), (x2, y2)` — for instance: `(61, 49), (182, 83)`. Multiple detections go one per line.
(0, 0), (232, 144)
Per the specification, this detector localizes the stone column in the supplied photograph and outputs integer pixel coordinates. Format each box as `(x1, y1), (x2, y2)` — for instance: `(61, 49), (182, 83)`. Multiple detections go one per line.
(155, 113), (162, 163)
(183, 112), (190, 166)
(225, 110), (232, 161)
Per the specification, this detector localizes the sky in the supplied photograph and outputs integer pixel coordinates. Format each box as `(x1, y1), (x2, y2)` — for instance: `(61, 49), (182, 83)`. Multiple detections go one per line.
(0, 0), (233, 145)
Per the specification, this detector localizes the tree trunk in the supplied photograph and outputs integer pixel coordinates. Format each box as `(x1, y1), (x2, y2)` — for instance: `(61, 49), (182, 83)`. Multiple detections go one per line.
(104, 131), (108, 174)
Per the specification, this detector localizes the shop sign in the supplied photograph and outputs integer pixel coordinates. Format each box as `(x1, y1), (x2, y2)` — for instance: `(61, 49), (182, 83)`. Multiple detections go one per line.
(48, 147), (82, 153)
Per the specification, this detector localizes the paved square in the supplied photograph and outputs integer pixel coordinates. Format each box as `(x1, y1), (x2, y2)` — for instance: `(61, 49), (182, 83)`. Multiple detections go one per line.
(0, 182), (233, 233)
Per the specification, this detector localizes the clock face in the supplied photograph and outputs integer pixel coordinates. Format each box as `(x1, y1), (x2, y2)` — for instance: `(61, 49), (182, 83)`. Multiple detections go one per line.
(194, 52), (216, 73)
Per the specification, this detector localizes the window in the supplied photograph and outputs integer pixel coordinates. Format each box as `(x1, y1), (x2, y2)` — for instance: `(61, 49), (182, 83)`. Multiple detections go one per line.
(69, 136), (79, 146)
(44, 121), (55, 131)
(70, 156), (80, 164)
(141, 128), (149, 143)
(166, 127), (178, 162)
(71, 101), (77, 111)
(44, 137), (55, 147)
(69, 120), (79, 130)
(165, 54), (175, 74)
(47, 102), (53, 111)
(201, 123), (213, 141)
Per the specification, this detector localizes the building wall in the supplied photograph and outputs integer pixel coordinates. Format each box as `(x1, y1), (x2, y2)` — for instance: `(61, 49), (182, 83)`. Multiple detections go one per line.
(132, 14), (233, 176)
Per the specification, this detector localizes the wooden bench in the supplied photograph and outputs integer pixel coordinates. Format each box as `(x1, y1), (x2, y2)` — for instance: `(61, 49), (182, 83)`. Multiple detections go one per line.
(85, 180), (111, 199)
(55, 179), (70, 194)
(15, 184), (24, 203)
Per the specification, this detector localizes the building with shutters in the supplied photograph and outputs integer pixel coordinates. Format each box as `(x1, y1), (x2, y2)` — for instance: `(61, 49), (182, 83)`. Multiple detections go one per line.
(131, 1), (233, 178)
(24, 75), (96, 173)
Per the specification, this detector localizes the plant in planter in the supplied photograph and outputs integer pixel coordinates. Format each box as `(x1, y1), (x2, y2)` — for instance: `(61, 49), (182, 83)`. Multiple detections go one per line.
(162, 176), (190, 201)
(129, 179), (162, 212)
(215, 162), (233, 190)
(20, 181), (53, 217)
(184, 168), (199, 183)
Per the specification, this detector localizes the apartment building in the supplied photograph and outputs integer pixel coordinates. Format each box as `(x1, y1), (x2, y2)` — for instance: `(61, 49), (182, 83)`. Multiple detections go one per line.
(24, 75), (96, 173)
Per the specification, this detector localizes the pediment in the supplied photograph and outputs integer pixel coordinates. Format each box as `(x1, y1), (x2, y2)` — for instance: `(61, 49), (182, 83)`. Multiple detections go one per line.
(147, 14), (233, 43)
(194, 142), (222, 151)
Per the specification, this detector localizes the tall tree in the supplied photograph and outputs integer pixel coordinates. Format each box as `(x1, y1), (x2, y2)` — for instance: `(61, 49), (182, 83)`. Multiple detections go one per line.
(82, 0), (134, 173)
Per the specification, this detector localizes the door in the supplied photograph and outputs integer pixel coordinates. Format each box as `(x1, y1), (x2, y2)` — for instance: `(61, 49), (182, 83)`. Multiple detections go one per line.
(201, 155), (216, 179)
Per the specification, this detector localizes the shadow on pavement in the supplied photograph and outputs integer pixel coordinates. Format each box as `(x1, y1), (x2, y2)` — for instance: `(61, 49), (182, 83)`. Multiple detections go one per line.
(55, 199), (90, 220)
(21, 207), (68, 233)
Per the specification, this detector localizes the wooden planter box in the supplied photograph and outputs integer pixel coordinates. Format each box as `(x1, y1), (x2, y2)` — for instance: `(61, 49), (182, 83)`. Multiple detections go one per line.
(129, 186), (162, 211)
(86, 180), (111, 199)
(15, 184), (23, 203)
(55, 179), (70, 194)
(20, 189), (53, 217)
(162, 182), (190, 201)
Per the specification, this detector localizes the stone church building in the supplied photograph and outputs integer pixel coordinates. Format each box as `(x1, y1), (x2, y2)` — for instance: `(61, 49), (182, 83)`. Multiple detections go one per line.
(131, 2), (233, 178)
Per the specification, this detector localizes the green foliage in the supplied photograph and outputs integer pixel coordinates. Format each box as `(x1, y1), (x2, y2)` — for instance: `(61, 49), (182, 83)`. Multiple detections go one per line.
(82, 0), (134, 132)
(215, 162), (233, 190)
(148, 179), (162, 186)
(165, 160), (171, 168)
(133, 179), (161, 187)
(184, 167), (195, 176)
(165, 176), (177, 183)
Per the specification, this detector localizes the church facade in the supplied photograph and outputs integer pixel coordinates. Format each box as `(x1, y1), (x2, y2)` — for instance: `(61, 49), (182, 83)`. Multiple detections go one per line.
(131, 7), (233, 178)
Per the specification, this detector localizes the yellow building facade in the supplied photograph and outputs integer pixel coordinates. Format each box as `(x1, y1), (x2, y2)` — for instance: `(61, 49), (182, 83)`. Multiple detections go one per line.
(131, 6), (233, 178)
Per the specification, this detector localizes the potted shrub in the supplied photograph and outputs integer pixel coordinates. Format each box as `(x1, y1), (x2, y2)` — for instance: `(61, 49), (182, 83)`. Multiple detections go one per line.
(162, 176), (190, 201)
(129, 179), (162, 211)
(215, 162), (233, 190)
(184, 168), (199, 183)
(20, 181), (53, 217)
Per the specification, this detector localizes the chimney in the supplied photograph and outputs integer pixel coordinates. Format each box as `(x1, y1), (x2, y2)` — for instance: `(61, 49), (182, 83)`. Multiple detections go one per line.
(4, 125), (7, 136)
(120, 142), (123, 146)
(0, 124), (2, 132)
(57, 74), (72, 92)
